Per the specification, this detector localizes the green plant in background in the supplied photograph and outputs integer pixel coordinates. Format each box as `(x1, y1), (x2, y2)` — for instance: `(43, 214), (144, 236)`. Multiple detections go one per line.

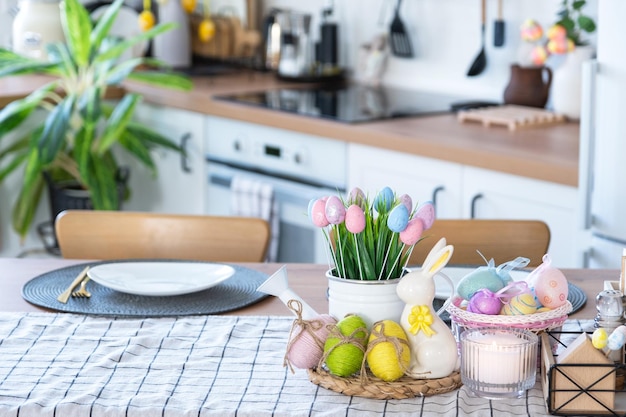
(309, 187), (435, 280)
(555, 0), (596, 46)
(0, 0), (192, 239)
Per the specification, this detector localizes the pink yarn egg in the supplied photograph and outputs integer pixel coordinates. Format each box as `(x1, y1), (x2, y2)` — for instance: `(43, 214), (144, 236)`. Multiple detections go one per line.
(310, 198), (330, 227)
(399, 217), (424, 245)
(415, 202), (435, 230)
(325, 196), (346, 225)
(287, 314), (337, 369)
(345, 204), (366, 234)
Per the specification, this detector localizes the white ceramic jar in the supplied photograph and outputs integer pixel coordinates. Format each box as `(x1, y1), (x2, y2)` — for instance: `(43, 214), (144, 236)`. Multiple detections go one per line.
(12, 0), (64, 60)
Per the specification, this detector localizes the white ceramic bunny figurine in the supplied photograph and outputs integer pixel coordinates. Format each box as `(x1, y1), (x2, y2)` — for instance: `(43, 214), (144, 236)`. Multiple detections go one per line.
(397, 237), (459, 379)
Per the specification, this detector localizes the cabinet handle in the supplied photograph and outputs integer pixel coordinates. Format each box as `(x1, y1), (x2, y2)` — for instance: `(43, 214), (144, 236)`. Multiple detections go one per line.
(470, 193), (483, 219)
(180, 132), (192, 173)
(431, 186), (444, 216)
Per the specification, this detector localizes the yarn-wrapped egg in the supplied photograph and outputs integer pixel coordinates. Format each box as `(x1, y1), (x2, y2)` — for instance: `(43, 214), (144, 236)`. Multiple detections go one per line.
(366, 320), (410, 382)
(323, 315), (369, 377)
(500, 293), (537, 315)
(467, 289), (502, 315)
(286, 314), (337, 369)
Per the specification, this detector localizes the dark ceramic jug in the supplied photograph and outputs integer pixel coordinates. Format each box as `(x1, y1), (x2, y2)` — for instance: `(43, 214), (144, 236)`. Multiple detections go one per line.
(503, 64), (552, 108)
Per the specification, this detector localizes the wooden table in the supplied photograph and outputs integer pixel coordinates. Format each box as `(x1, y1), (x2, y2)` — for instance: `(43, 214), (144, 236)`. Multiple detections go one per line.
(0, 258), (617, 319)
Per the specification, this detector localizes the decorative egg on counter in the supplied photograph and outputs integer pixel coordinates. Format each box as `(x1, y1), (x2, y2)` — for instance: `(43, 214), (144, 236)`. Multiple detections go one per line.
(366, 320), (410, 382)
(526, 254), (569, 309)
(500, 293), (538, 315)
(467, 289), (502, 315)
(323, 315), (369, 377)
(457, 264), (506, 301)
(592, 328), (609, 350)
(285, 314), (337, 370)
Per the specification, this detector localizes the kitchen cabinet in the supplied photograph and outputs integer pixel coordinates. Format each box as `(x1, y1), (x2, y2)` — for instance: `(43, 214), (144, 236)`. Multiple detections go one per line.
(462, 166), (579, 268)
(120, 104), (206, 214)
(348, 144), (579, 267)
(348, 144), (463, 218)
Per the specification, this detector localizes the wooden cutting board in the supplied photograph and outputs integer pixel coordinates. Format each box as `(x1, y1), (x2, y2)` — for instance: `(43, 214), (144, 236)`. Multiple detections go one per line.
(457, 105), (566, 131)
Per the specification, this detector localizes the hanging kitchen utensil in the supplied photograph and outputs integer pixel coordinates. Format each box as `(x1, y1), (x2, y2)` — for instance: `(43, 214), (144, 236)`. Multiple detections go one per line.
(467, 0), (487, 76)
(494, 0), (505, 47)
(389, 0), (413, 58)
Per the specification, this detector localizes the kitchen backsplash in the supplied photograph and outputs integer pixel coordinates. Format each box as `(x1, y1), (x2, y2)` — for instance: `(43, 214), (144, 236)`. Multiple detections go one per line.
(262, 0), (598, 103)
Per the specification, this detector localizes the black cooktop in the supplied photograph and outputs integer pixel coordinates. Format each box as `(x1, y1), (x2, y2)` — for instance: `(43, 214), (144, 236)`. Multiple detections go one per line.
(214, 84), (484, 124)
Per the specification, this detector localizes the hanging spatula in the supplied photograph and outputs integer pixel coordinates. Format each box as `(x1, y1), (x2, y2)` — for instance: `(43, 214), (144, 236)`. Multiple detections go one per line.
(389, 0), (413, 58)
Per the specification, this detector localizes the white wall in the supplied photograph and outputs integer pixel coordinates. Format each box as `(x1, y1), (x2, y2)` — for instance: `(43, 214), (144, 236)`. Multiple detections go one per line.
(263, 0), (598, 102)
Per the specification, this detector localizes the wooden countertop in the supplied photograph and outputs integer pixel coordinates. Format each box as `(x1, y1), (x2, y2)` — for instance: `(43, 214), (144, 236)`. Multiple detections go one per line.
(0, 71), (580, 186)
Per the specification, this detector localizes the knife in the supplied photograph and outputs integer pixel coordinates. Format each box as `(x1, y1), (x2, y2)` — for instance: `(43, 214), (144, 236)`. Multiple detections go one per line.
(57, 266), (90, 304)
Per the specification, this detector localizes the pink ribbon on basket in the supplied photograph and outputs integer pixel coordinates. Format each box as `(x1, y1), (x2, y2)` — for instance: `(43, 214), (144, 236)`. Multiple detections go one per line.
(466, 281), (530, 314)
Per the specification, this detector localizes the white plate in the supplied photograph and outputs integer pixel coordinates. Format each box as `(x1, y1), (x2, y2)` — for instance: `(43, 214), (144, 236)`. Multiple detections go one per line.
(433, 266), (530, 299)
(91, 5), (148, 62)
(87, 262), (235, 296)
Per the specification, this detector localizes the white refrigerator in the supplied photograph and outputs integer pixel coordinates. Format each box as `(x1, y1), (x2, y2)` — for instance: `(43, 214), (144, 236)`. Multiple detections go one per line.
(579, 0), (626, 268)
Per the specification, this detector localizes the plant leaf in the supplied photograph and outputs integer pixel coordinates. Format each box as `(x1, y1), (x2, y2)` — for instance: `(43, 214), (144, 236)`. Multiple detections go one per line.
(38, 95), (76, 164)
(0, 83), (56, 137)
(60, 0), (92, 67)
(95, 22), (176, 64)
(97, 93), (140, 154)
(118, 129), (157, 174)
(90, 0), (125, 53)
(127, 70), (193, 91)
(11, 173), (45, 239)
(577, 15), (596, 33)
(126, 122), (182, 151)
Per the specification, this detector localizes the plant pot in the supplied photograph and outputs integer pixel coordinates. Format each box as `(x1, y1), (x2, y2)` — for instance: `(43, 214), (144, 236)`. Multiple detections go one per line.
(327, 270), (405, 328)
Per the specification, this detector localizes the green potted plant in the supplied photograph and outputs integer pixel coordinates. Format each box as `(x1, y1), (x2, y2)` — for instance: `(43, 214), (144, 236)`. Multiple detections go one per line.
(308, 186), (436, 325)
(0, 0), (192, 240)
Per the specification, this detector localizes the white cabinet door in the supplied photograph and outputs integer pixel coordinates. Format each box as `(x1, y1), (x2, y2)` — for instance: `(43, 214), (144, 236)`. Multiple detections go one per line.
(347, 144), (463, 218)
(121, 104), (206, 214)
(462, 166), (579, 267)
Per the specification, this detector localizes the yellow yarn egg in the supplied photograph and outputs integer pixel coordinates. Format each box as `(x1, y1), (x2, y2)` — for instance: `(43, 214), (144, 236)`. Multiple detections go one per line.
(366, 320), (410, 382)
(500, 293), (537, 315)
(592, 328), (608, 349)
(323, 315), (369, 377)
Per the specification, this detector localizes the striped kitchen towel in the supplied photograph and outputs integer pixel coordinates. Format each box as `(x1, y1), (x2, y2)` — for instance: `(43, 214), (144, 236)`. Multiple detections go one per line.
(230, 175), (280, 262)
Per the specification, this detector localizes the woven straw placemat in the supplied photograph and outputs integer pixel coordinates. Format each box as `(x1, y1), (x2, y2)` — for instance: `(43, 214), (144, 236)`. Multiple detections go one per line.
(21, 260), (269, 317)
(307, 368), (462, 399)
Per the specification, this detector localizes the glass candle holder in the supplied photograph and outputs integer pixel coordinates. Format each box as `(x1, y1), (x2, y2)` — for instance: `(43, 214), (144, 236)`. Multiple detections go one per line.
(460, 327), (538, 399)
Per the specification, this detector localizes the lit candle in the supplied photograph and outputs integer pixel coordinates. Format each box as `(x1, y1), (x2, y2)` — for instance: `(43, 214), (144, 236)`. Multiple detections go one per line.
(461, 328), (538, 399)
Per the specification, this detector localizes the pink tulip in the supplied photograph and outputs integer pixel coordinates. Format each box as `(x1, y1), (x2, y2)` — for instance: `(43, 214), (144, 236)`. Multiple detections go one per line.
(345, 205), (366, 234)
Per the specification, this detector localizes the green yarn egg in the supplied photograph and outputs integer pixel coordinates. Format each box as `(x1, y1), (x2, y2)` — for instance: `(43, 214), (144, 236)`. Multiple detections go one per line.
(323, 315), (369, 377)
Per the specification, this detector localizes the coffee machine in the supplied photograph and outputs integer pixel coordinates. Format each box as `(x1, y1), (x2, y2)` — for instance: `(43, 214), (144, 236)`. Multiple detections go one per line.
(275, 10), (313, 78)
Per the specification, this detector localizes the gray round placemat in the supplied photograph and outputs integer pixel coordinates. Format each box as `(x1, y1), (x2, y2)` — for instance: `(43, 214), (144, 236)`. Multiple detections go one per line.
(435, 282), (587, 324)
(22, 260), (269, 317)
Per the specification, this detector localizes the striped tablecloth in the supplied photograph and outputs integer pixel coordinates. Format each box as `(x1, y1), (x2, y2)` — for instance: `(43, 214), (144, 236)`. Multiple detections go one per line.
(0, 312), (591, 417)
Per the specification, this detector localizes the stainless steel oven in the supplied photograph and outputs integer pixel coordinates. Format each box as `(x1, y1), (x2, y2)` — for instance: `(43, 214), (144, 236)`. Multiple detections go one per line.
(205, 117), (347, 263)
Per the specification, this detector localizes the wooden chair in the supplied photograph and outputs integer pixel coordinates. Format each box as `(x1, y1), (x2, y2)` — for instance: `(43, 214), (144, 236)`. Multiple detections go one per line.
(408, 219), (551, 267)
(55, 210), (271, 262)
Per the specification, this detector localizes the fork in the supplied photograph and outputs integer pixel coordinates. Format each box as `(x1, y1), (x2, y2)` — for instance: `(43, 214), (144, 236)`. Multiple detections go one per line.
(71, 277), (91, 298)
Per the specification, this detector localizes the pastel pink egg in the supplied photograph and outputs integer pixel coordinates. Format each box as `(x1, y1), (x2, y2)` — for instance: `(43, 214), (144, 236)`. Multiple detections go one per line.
(399, 194), (412, 214)
(533, 267), (569, 309)
(345, 204), (366, 234)
(347, 187), (366, 208)
(399, 217), (424, 245)
(287, 314), (337, 369)
(414, 202), (435, 230)
(311, 198), (330, 227)
(325, 196), (346, 225)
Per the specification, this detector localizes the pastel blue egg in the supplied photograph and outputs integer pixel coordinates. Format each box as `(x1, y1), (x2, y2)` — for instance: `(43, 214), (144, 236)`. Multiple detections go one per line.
(387, 204), (409, 232)
(374, 187), (394, 212)
(457, 266), (506, 300)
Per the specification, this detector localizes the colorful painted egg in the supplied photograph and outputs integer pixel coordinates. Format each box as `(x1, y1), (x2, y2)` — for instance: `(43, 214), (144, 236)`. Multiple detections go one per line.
(467, 289), (502, 315)
(399, 218), (424, 246)
(414, 202), (435, 230)
(366, 320), (410, 382)
(592, 328), (608, 350)
(457, 266), (506, 301)
(500, 293), (537, 315)
(345, 204), (366, 234)
(387, 204), (409, 233)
